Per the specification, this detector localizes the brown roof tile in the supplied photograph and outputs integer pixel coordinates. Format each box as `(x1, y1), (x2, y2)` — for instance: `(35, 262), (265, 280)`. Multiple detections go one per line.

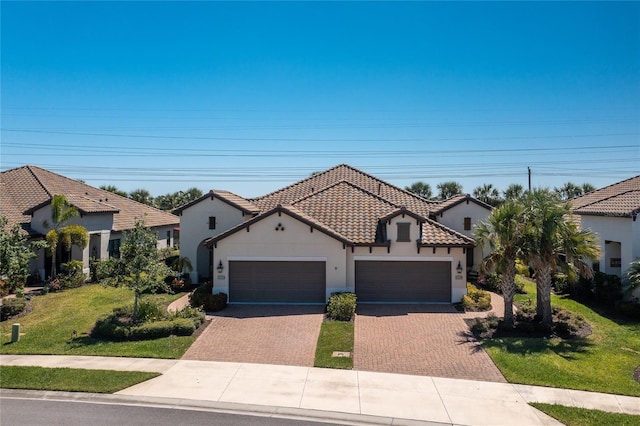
(1, 165), (178, 234)
(571, 175), (640, 217)
(173, 189), (258, 215)
(250, 164), (437, 218)
(431, 194), (493, 216)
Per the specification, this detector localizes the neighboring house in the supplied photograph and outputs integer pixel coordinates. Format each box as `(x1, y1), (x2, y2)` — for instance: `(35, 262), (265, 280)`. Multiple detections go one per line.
(0, 165), (179, 279)
(429, 194), (493, 270)
(570, 175), (640, 287)
(175, 164), (491, 304)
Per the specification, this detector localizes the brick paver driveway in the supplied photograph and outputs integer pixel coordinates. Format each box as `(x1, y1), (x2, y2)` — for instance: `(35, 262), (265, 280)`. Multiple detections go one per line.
(354, 303), (506, 382)
(182, 305), (324, 367)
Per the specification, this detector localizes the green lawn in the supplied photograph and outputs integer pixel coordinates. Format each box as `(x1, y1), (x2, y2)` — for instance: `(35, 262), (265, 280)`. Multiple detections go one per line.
(482, 279), (640, 396)
(531, 403), (640, 426)
(0, 366), (159, 393)
(314, 321), (354, 369)
(0, 285), (194, 359)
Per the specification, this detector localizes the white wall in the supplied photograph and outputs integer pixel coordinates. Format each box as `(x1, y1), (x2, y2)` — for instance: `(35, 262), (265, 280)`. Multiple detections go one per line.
(580, 215), (634, 277)
(178, 197), (250, 283)
(212, 212), (348, 301)
(435, 201), (490, 269)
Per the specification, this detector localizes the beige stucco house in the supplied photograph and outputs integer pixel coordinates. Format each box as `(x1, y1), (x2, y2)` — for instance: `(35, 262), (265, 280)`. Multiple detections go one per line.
(175, 164), (492, 304)
(0, 165), (179, 279)
(570, 175), (640, 296)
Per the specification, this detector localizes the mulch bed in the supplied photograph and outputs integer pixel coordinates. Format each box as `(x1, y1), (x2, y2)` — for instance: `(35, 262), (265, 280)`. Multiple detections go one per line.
(465, 308), (593, 340)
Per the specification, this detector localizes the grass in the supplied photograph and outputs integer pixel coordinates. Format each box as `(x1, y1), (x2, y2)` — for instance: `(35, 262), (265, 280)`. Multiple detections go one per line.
(531, 403), (640, 426)
(0, 284), (194, 359)
(482, 278), (640, 396)
(314, 321), (354, 369)
(0, 366), (159, 393)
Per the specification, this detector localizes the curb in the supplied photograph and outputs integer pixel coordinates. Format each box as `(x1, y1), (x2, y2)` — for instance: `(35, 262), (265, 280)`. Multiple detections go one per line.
(0, 389), (449, 426)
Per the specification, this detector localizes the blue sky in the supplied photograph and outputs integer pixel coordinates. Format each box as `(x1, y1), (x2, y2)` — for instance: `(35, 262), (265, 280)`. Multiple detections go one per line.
(2, 1), (638, 198)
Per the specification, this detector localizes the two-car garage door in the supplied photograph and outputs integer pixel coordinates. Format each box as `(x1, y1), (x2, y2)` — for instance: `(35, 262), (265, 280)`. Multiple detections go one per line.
(228, 260), (452, 304)
(229, 261), (326, 303)
(355, 260), (451, 303)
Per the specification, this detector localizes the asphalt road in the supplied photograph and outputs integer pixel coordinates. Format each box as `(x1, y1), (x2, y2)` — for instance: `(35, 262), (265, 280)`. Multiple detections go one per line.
(0, 398), (346, 426)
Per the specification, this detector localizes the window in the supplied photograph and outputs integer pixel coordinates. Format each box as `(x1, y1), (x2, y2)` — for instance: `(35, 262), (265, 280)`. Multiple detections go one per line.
(166, 230), (171, 247)
(464, 217), (472, 231)
(209, 216), (216, 230)
(397, 222), (411, 242)
(108, 239), (121, 258)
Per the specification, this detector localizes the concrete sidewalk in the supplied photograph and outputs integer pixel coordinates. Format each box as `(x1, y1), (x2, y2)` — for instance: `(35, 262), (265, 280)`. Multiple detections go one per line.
(2, 355), (639, 425)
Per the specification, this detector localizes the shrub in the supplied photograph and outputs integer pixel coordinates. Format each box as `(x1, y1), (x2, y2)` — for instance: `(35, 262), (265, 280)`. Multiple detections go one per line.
(326, 292), (357, 321)
(189, 282), (227, 312)
(1, 298), (27, 321)
(171, 305), (206, 328)
(515, 260), (530, 277)
(94, 258), (119, 281)
(552, 273), (570, 294)
(514, 275), (527, 294)
(592, 272), (623, 306)
(92, 302), (203, 341)
(58, 262), (87, 289)
(462, 283), (491, 311)
(45, 278), (62, 293)
(136, 299), (165, 323)
(481, 273), (502, 293)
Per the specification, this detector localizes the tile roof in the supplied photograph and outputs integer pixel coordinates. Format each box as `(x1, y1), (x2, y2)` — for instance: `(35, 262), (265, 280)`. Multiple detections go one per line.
(431, 193), (493, 216)
(1, 165), (178, 235)
(291, 181), (399, 244)
(173, 189), (259, 215)
(571, 175), (640, 218)
(250, 164), (438, 218)
(209, 176), (473, 247)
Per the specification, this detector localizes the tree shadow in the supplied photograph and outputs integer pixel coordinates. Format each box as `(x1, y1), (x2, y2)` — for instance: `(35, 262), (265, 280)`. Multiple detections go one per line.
(481, 335), (593, 361)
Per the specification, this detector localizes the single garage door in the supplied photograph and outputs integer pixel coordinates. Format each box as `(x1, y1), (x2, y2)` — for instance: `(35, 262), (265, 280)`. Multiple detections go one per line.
(355, 261), (451, 303)
(229, 261), (326, 303)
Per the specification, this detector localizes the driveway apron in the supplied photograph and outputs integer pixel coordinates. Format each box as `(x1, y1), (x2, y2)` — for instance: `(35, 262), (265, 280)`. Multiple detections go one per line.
(182, 305), (324, 367)
(354, 304), (507, 382)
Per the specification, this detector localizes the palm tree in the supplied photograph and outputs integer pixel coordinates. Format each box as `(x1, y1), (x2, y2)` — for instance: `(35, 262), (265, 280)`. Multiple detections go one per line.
(473, 183), (503, 207)
(129, 188), (154, 206)
(625, 260), (640, 296)
(99, 185), (128, 198)
(405, 181), (432, 199)
(46, 195), (89, 278)
(521, 189), (600, 325)
(437, 181), (463, 200)
(474, 200), (524, 327)
(503, 183), (525, 201)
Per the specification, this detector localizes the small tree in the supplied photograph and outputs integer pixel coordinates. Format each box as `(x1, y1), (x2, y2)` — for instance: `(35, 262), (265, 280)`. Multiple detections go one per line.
(503, 183), (525, 201)
(405, 181), (432, 199)
(0, 217), (47, 293)
(109, 220), (174, 323)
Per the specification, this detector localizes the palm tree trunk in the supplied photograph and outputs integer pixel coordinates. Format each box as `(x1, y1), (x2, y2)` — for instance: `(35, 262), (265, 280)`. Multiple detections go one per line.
(501, 262), (516, 327)
(535, 265), (553, 326)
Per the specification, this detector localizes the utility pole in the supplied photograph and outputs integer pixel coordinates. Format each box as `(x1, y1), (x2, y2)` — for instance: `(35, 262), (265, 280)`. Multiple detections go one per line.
(528, 167), (531, 191)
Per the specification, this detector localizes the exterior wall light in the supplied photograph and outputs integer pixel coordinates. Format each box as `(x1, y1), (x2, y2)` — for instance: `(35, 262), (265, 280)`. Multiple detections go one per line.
(217, 261), (224, 273)
(456, 261), (463, 274)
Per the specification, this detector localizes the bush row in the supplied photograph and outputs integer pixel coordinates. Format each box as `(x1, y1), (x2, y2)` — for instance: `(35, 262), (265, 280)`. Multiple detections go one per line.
(461, 283), (491, 311)
(326, 292), (356, 321)
(91, 299), (205, 341)
(0, 298), (27, 321)
(189, 282), (227, 312)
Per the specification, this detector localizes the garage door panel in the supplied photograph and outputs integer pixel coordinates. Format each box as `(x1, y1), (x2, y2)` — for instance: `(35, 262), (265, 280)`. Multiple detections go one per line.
(230, 261), (326, 303)
(355, 261), (451, 303)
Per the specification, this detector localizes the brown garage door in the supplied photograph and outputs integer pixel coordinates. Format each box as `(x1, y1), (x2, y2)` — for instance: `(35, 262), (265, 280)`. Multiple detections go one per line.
(229, 261), (326, 303)
(355, 261), (451, 303)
